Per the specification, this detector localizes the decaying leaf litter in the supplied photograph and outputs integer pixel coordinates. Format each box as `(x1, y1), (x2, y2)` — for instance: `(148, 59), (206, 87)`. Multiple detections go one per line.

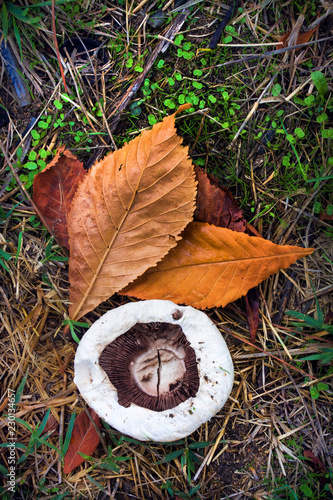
(0, 1), (333, 499)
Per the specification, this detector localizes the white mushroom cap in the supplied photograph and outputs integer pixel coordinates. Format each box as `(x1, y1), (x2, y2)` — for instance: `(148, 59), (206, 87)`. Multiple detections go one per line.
(74, 300), (234, 442)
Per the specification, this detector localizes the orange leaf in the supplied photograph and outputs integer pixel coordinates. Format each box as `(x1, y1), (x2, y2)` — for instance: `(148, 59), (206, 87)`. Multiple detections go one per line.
(63, 409), (100, 474)
(123, 222), (314, 309)
(33, 147), (86, 249)
(194, 168), (260, 338)
(194, 167), (247, 232)
(68, 104), (196, 321)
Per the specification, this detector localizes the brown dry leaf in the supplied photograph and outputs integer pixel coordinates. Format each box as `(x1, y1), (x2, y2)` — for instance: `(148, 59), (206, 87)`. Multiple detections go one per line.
(194, 167), (247, 232)
(277, 26), (318, 50)
(319, 206), (333, 221)
(63, 409), (100, 474)
(123, 222), (314, 309)
(33, 147), (86, 249)
(68, 104), (196, 321)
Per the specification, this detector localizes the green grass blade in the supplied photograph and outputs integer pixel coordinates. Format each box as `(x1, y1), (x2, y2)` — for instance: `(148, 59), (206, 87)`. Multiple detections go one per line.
(15, 230), (23, 264)
(1, 3), (9, 39)
(0, 259), (10, 272)
(35, 408), (51, 439)
(12, 17), (22, 60)
(15, 370), (29, 404)
(61, 411), (76, 456)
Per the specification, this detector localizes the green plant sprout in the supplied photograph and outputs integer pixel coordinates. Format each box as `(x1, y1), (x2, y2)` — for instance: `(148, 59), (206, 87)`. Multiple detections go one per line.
(286, 291), (333, 365)
(157, 438), (213, 484)
(62, 318), (90, 344)
(42, 237), (69, 264)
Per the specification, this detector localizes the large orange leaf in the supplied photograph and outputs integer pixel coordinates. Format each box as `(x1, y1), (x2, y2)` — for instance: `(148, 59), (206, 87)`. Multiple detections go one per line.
(63, 409), (100, 474)
(123, 222), (314, 309)
(194, 167), (260, 339)
(33, 147), (86, 249)
(68, 104), (196, 320)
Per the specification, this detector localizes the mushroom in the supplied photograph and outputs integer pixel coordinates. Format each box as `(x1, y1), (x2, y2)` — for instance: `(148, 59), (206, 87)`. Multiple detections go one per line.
(74, 300), (234, 442)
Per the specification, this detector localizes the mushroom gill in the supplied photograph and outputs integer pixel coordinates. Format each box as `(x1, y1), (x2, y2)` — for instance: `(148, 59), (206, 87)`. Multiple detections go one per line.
(99, 322), (200, 411)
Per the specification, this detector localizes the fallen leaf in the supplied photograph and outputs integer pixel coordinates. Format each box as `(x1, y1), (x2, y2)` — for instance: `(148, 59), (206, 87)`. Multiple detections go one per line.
(277, 26), (318, 50)
(194, 167), (247, 232)
(303, 449), (329, 489)
(304, 450), (327, 474)
(33, 147), (86, 249)
(63, 409), (100, 474)
(319, 206), (333, 221)
(194, 168), (260, 340)
(68, 104), (197, 321)
(244, 287), (260, 343)
(123, 222), (314, 309)
(44, 414), (59, 435)
(324, 310), (333, 324)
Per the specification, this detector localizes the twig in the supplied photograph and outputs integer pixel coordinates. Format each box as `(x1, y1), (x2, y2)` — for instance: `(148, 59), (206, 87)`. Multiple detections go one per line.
(107, 12), (188, 122)
(209, 0), (241, 49)
(85, 12), (188, 169)
(229, 72), (279, 146)
(203, 36), (333, 71)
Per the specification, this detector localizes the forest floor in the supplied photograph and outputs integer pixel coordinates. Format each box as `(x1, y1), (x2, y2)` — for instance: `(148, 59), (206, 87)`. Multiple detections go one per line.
(0, 1), (333, 499)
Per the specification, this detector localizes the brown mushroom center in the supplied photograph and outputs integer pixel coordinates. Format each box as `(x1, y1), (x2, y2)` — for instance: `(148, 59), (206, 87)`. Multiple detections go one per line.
(99, 322), (199, 411)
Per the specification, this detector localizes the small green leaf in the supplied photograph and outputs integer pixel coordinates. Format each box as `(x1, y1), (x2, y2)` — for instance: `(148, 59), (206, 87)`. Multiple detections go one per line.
(310, 386), (319, 399)
(272, 83), (282, 96)
(38, 121), (49, 129)
(321, 129), (333, 139)
(54, 99), (63, 110)
(283, 156), (290, 166)
(174, 34), (183, 46)
(28, 151), (37, 161)
(311, 71), (328, 97)
(286, 134), (296, 144)
(300, 483), (314, 497)
(294, 127), (305, 138)
(317, 113), (328, 123)
(24, 162), (38, 170)
(31, 130), (40, 140)
(317, 382), (329, 392)
(304, 95), (315, 106)
(148, 114), (157, 126)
